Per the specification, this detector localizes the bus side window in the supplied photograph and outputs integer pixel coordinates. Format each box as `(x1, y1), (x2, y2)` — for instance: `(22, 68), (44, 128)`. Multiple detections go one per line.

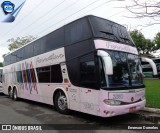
(79, 55), (98, 89)
(37, 66), (51, 83)
(51, 65), (63, 83)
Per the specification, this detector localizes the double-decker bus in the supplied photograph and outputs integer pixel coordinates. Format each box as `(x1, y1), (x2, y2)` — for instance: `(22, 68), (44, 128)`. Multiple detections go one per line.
(152, 58), (160, 78)
(141, 57), (158, 78)
(3, 15), (145, 117)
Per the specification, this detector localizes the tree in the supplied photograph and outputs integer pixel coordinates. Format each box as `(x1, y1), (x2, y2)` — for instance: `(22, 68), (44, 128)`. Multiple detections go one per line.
(130, 30), (146, 53)
(144, 39), (155, 54)
(154, 32), (160, 48)
(125, 0), (160, 26)
(130, 29), (159, 54)
(8, 35), (37, 51)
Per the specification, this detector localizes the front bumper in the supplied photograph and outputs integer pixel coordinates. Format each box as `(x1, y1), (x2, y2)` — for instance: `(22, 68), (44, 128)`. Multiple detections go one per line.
(98, 99), (146, 117)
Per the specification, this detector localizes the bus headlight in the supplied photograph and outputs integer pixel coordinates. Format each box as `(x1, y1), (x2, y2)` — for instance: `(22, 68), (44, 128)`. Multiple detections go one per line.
(103, 99), (121, 105)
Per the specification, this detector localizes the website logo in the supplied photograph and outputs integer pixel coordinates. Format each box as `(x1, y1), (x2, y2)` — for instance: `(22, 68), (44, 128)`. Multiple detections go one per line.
(0, 0), (26, 22)
(1, 1), (15, 15)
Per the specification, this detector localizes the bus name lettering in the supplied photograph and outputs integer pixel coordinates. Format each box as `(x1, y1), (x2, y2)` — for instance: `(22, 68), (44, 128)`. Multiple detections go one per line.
(36, 53), (64, 65)
(106, 41), (137, 54)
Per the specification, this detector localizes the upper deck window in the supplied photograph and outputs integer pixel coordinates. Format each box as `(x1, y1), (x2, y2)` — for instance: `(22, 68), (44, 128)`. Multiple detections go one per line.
(65, 18), (92, 44)
(89, 16), (135, 46)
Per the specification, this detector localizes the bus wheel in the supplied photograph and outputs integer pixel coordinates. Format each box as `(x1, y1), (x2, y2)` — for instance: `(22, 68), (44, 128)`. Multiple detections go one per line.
(9, 88), (12, 99)
(54, 91), (69, 114)
(13, 88), (18, 101)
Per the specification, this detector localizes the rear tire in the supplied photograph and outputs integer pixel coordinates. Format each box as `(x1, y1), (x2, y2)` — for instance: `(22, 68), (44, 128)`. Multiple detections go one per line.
(13, 88), (18, 101)
(9, 89), (12, 99)
(54, 91), (69, 114)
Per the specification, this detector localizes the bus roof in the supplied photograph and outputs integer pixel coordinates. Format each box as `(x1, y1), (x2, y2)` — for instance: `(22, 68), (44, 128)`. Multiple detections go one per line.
(3, 15), (135, 66)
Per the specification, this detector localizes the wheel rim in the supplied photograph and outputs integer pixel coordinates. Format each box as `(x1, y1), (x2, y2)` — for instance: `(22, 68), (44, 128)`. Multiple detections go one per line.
(14, 90), (17, 99)
(57, 94), (67, 111)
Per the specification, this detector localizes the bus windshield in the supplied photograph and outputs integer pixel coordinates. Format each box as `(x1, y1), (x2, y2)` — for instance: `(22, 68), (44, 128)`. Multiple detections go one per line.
(106, 51), (143, 88)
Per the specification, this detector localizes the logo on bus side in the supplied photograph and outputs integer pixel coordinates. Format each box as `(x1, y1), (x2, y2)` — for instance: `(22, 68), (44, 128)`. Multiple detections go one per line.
(36, 53), (64, 65)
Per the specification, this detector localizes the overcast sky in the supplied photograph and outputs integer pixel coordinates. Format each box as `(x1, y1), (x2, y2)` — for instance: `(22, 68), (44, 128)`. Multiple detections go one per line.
(0, 0), (160, 62)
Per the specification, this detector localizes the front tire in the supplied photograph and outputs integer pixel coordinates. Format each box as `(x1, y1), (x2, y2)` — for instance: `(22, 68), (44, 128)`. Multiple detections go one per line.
(54, 91), (69, 114)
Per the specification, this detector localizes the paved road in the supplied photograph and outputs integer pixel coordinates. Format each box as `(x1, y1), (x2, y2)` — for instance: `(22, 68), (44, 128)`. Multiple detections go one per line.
(0, 93), (159, 133)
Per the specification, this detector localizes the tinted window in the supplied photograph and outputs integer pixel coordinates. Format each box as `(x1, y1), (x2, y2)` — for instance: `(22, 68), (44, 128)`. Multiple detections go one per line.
(89, 16), (134, 46)
(10, 51), (17, 64)
(51, 65), (63, 83)
(65, 39), (94, 60)
(24, 43), (34, 59)
(66, 58), (80, 86)
(34, 38), (46, 56)
(65, 18), (92, 44)
(36, 65), (63, 83)
(4, 55), (10, 66)
(37, 66), (51, 83)
(45, 27), (65, 52)
(17, 48), (24, 62)
(67, 52), (98, 89)
(79, 54), (97, 88)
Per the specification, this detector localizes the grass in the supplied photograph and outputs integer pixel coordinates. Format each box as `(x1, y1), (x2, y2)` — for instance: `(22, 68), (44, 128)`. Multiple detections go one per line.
(145, 79), (160, 108)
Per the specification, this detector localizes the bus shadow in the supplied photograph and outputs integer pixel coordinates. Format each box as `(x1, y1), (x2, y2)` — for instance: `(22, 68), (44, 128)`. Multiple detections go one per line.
(70, 110), (140, 125)
(16, 97), (54, 111)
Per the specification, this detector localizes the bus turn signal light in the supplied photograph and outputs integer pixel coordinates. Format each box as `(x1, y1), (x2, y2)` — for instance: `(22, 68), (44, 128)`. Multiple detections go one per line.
(64, 79), (69, 83)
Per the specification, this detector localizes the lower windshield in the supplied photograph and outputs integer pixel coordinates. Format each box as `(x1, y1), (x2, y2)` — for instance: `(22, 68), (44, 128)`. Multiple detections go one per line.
(106, 50), (143, 87)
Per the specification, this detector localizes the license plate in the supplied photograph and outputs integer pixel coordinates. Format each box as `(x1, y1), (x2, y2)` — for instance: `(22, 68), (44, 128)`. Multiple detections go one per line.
(129, 107), (136, 112)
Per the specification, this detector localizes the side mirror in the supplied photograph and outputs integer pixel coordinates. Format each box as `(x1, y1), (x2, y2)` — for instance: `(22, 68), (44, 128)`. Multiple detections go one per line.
(97, 50), (113, 75)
